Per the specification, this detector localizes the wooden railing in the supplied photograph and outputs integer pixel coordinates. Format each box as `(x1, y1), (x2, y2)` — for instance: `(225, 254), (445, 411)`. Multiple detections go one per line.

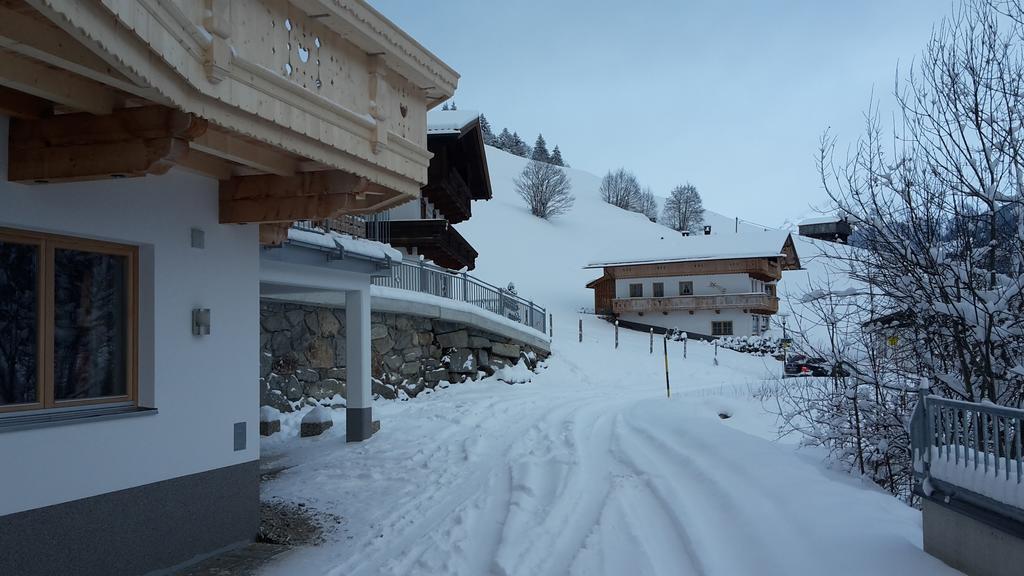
(611, 293), (779, 314)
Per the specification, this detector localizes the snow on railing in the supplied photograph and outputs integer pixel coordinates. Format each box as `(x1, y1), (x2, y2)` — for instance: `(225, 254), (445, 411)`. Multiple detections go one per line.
(912, 395), (1024, 511)
(372, 258), (548, 335)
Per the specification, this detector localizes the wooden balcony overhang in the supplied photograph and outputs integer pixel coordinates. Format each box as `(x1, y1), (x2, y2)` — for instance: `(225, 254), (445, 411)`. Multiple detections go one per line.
(0, 0), (458, 244)
(423, 118), (491, 224)
(612, 293), (780, 315)
(387, 218), (479, 271)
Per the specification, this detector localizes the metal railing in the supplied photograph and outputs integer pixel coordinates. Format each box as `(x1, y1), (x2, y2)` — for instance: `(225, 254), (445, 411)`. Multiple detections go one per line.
(372, 258), (547, 334)
(912, 395), (1024, 515)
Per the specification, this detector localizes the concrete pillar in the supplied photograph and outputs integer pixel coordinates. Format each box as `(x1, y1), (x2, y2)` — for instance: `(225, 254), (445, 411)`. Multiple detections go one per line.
(345, 287), (373, 442)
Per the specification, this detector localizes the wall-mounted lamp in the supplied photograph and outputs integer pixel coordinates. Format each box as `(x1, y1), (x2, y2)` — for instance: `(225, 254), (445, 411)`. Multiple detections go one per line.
(192, 308), (211, 336)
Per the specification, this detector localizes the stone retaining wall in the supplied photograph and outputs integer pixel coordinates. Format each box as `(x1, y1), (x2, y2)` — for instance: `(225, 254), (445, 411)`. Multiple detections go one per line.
(260, 300), (548, 412)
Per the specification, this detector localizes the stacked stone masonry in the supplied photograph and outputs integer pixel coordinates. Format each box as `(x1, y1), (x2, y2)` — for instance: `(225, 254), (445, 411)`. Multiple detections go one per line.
(260, 301), (548, 411)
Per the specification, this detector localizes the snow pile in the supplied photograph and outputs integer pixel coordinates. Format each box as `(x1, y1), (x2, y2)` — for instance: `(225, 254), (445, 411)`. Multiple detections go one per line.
(260, 406), (281, 423)
(716, 335), (782, 356)
(493, 363), (534, 384)
(300, 405), (334, 425)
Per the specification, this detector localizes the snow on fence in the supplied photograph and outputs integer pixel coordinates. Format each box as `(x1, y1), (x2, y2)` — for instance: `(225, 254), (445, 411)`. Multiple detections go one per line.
(372, 258), (548, 335)
(912, 395), (1024, 511)
(288, 221), (548, 334)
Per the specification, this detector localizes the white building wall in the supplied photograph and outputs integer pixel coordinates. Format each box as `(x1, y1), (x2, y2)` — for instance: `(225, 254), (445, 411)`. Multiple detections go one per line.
(619, 309), (757, 336)
(0, 116), (259, 516)
(389, 197), (420, 220)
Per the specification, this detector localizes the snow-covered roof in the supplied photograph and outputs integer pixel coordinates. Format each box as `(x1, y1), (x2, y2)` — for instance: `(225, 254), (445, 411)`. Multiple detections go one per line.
(585, 230), (794, 268)
(427, 109), (481, 135)
(287, 228), (402, 262)
(799, 215), (845, 226)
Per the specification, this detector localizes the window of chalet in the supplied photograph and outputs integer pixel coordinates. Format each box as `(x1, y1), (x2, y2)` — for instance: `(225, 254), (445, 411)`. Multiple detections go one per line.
(0, 228), (137, 413)
(752, 316), (760, 335)
(679, 281), (693, 296)
(629, 283), (643, 298)
(711, 321), (733, 336)
(652, 282), (664, 298)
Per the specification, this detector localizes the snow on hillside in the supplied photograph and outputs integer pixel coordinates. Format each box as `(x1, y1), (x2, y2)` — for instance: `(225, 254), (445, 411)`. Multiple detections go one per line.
(457, 147), (775, 316)
(457, 146), (845, 340)
(257, 147), (947, 576)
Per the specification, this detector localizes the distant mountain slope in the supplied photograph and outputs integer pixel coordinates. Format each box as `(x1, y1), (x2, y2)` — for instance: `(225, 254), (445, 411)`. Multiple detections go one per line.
(456, 146), (839, 327)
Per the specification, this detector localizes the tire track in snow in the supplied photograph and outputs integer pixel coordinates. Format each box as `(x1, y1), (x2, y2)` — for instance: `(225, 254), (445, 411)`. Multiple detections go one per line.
(616, 409), (808, 575)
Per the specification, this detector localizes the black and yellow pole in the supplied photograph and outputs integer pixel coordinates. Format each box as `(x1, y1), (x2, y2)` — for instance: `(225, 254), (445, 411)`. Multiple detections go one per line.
(663, 334), (671, 398)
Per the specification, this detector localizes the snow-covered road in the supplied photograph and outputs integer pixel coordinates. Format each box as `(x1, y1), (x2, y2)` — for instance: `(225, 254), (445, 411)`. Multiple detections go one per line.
(259, 319), (958, 576)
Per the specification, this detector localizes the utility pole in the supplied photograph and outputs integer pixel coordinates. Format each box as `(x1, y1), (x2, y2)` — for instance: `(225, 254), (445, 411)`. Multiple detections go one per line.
(663, 334), (671, 398)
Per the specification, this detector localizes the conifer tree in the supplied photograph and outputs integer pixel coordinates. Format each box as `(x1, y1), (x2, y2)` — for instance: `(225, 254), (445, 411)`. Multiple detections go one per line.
(496, 128), (515, 152)
(510, 132), (530, 157)
(550, 145), (565, 166)
(479, 114), (496, 146)
(531, 134), (550, 163)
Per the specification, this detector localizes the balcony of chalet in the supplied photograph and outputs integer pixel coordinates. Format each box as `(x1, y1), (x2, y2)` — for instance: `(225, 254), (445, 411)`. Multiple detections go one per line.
(387, 218), (478, 270)
(612, 293), (780, 315)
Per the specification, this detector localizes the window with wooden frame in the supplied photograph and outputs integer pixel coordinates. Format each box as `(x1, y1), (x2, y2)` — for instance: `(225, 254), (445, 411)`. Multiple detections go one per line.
(711, 321), (733, 336)
(629, 283), (643, 298)
(652, 282), (664, 298)
(679, 281), (693, 296)
(0, 228), (137, 413)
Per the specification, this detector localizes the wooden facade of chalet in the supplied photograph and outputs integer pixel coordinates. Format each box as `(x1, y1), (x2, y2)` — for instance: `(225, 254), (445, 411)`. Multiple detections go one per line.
(387, 114), (492, 270)
(587, 235), (800, 317)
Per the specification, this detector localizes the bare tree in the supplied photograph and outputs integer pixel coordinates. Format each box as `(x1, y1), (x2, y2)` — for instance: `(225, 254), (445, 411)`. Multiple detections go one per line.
(636, 187), (659, 222)
(817, 0), (1024, 406)
(661, 183), (705, 233)
(599, 168), (642, 211)
(515, 160), (574, 219)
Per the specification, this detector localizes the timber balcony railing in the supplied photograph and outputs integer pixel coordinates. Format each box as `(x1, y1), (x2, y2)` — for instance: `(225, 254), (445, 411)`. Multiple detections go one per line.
(911, 395), (1024, 522)
(373, 258), (547, 334)
(611, 293), (779, 314)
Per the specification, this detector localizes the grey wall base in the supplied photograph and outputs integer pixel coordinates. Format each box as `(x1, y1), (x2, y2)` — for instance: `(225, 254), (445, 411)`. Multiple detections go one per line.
(0, 460), (259, 576)
(346, 406), (372, 442)
(923, 498), (1024, 576)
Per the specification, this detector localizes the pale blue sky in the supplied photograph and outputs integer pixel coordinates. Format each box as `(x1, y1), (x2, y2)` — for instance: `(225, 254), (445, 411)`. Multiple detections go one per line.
(371, 1), (955, 226)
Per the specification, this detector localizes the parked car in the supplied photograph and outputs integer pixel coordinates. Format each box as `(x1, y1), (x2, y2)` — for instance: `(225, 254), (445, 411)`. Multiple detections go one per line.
(784, 355), (851, 377)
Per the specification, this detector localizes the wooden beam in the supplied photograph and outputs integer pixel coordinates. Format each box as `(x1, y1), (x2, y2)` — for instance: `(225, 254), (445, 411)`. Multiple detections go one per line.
(259, 223), (290, 246)
(191, 129), (298, 177)
(0, 49), (115, 115)
(11, 105), (206, 147)
(8, 106), (207, 183)
(219, 171), (386, 223)
(173, 148), (233, 180)
(0, 5), (141, 94)
(0, 86), (50, 118)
